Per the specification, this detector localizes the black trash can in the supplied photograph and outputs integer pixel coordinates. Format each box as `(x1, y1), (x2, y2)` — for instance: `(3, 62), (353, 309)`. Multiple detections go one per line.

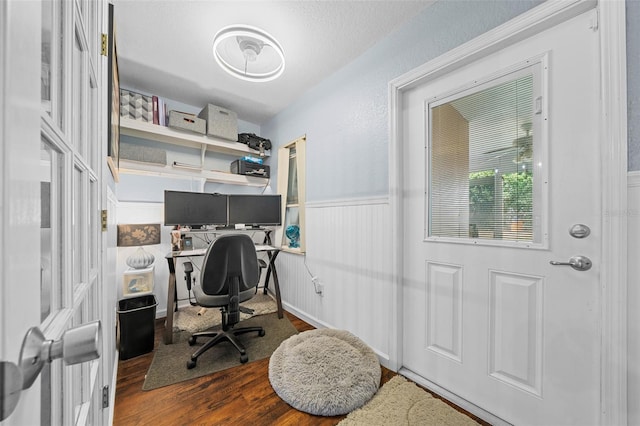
(117, 295), (157, 360)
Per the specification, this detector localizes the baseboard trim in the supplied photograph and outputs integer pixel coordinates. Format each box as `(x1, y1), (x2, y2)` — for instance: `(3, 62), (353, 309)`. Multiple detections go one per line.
(281, 301), (330, 330)
(281, 301), (392, 369)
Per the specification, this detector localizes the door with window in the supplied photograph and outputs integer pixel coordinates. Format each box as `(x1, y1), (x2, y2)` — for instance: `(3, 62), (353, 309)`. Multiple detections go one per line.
(401, 8), (602, 425)
(1, 1), (108, 425)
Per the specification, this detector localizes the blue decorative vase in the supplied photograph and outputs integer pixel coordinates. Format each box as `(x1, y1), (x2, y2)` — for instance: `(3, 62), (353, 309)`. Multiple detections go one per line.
(285, 225), (300, 248)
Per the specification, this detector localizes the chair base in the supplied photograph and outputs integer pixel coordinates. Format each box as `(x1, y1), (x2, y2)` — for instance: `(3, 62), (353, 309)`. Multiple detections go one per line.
(186, 325), (265, 369)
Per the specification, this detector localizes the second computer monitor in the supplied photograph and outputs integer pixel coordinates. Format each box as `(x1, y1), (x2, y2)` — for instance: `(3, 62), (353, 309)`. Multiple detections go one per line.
(227, 194), (282, 227)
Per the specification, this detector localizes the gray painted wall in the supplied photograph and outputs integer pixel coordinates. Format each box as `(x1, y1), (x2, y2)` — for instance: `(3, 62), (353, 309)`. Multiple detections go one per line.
(261, 0), (542, 201)
(262, 0), (639, 202)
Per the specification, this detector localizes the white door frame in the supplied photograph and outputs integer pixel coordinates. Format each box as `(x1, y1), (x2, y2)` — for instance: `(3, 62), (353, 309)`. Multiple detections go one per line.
(388, 1), (628, 424)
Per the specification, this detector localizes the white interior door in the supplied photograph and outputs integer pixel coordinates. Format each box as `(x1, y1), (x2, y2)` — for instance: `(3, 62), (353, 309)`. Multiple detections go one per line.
(1, 1), (109, 425)
(401, 8), (602, 425)
(1, 2), (43, 423)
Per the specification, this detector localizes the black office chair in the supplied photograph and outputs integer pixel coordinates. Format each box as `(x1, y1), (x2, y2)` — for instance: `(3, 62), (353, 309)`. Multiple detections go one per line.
(185, 234), (265, 369)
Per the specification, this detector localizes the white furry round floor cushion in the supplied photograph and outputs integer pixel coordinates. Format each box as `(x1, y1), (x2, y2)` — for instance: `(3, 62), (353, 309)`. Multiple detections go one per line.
(268, 328), (381, 416)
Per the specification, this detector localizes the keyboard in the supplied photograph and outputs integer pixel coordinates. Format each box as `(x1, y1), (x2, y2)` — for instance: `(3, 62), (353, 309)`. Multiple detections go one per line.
(173, 248), (207, 256)
(172, 246), (276, 257)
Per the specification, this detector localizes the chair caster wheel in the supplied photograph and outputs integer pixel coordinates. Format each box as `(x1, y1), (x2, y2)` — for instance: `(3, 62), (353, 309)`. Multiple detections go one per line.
(258, 329), (265, 337)
(240, 354), (248, 363)
(188, 336), (196, 346)
(187, 359), (197, 369)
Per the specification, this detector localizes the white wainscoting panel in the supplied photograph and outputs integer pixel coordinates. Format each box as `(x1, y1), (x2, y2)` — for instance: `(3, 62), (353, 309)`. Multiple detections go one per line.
(488, 270), (543, 396)
(276, 197), (394, 362)
(426, 261), (463, 362)
(116, 202), (173, 317)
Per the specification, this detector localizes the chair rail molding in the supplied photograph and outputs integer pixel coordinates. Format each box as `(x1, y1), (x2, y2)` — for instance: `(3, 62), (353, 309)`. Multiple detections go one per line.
(627, 170), (640, 188)
(306, 196), (389, 209)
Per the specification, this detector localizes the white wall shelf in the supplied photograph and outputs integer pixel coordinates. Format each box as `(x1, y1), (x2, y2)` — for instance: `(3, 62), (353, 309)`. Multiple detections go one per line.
(118, 159), (269, 187)
(119, 117), (269, 158)
(118, 117), (270, 186)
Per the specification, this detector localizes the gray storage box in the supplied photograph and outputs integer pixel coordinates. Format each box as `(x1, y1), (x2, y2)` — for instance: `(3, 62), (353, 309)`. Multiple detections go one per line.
(198, 104), (238, 141)
(120, 90), (153, 122)
(120, 142), (167, 165)
(168, 111), (206, 135)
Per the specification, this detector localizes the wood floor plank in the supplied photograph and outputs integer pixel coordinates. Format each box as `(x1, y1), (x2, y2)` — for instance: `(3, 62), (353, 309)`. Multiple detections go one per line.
(113, 311), (487, 425)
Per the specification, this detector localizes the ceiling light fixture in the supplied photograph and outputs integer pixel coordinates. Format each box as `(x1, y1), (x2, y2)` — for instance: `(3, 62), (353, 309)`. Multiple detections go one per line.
(212, 25), (285, 83)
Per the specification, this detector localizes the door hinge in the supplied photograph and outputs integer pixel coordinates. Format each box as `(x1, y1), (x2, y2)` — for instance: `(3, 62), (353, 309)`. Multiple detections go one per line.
(102, 385), (109, 408)
(101, 34), (108, 56)
(101, 210), (108, 231)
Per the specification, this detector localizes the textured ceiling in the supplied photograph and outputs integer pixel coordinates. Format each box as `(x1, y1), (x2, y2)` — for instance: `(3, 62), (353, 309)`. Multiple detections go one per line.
(112, 1), (433, 124)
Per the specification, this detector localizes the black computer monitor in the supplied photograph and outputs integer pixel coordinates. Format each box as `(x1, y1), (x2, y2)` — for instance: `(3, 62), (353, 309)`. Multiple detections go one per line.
(164, 190), (228, 227)
(227, 194), (282, 227)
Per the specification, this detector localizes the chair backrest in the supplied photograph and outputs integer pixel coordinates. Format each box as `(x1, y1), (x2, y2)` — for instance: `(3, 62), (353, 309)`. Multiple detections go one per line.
(199, 234), (259, 296)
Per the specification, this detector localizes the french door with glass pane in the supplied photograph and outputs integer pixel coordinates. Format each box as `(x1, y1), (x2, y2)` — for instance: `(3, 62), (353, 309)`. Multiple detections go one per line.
(1, 1), (109, 424)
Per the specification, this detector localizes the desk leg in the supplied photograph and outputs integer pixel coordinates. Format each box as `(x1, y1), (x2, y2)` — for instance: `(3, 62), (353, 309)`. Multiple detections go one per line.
(164, 271), (176, 344)
(263, 265), (272, 295)
(262, 231), (273, 295)
(268, 251), (283, 319)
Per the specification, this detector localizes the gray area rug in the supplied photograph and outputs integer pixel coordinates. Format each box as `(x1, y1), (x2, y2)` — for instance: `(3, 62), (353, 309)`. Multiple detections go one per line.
(172, 292), (277, 333)
(338, 375), (480, 425)
(143, 313), (297, 390)
(269, 329), (381, 416)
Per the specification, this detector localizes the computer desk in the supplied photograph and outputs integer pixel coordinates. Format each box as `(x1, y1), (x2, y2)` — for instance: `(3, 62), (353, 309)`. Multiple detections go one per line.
(163, 231), (282, 344)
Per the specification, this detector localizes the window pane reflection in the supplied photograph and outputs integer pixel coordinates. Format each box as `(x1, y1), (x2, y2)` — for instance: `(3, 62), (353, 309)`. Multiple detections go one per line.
(73, 31), (86, 155)
(41, 140), (62, 321)
(286, 148), (298, 204)
(40, 139), (62, 426)
(41, 0), (64, 129)
(41, 1), (52, 111)
(73, 166), (84, 286)
(90, 179), (98, 271)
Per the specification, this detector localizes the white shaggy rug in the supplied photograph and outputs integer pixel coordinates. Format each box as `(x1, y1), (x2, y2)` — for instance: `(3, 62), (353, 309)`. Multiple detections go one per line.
(339, 375), (480, 425)
(268, 328), (381, 416)
(172, 293), (277, 333)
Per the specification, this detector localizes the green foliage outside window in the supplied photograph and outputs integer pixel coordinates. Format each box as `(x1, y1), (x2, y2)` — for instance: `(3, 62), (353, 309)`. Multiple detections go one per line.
(469, 170), (495, 214)
(502, 171), (533, 224)
(469, 170), (533, 236)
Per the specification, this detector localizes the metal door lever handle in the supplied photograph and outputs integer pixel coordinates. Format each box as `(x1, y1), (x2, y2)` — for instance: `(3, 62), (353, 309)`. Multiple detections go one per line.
(550, 255), (592, 271)
(1, 321), (101, 421)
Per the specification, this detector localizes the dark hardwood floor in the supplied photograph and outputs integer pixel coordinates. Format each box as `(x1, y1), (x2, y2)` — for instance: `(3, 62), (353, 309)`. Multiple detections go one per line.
(113, 311), (487, 425)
